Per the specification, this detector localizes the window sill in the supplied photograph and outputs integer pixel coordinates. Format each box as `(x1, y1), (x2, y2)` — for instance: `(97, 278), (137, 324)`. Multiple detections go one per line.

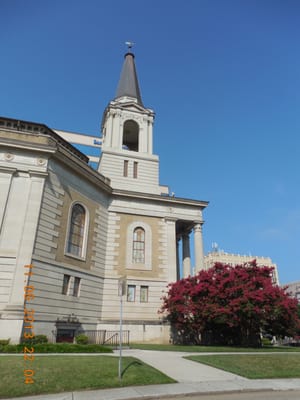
(64, 252), (86, 262)
(61, 293), (80, 299)
(126, 264), (152, 271)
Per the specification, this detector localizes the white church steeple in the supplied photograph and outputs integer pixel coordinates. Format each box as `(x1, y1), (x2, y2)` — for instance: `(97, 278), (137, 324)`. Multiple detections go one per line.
(98, 49), (168, 195)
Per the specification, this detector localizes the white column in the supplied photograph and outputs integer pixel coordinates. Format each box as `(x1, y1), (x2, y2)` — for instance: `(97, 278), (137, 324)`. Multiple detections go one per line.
(112, 112), (121, 149)
(182, 233), (191, 278)
(176, 236), (180, 281)
(165, 218), (177, 283)
(139, 124), (145, 153)
(102, 111), (113, 149)
(0, 172), (30, 252)
(147, 119), (153, 154)
(8, 171), (47, 305)
(0, 167), (16, 231)
(194, 223), (204, 273)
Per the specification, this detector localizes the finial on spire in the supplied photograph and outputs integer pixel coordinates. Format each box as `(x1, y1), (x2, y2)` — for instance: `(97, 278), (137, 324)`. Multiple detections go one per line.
(125, 41), (134, 51)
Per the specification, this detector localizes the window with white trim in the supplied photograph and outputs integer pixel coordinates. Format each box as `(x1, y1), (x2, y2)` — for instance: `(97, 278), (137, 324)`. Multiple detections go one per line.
(62, 274), (71, 295)
(126, 222), (152, 270)
(73, 277), (81, 297)
(132, 227), (145, 264)
(66, 203), (88, 259)
(127, 285), (136, 302)
(140, 286), (148, 303)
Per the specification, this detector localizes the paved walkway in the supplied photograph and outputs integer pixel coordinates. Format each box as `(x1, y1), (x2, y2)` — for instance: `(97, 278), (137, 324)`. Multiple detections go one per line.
(121, 349), (248, 383)
(3, 350), (300, 399)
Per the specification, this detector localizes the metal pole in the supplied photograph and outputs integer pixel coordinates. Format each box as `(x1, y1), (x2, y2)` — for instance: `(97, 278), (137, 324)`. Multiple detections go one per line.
(118, 289), (123, 381)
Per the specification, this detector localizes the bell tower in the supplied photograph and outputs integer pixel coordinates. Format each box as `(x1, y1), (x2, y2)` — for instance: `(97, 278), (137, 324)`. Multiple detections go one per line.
(98, 48), (168, 195)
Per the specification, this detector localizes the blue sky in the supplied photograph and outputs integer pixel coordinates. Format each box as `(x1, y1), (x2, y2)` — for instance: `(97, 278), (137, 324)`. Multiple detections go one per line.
(1, 0), (299, 284)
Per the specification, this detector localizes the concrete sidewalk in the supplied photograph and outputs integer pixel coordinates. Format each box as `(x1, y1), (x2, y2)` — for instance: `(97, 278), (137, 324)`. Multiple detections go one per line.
(121, 349), (248, 383)
(3, 350), (300, 399)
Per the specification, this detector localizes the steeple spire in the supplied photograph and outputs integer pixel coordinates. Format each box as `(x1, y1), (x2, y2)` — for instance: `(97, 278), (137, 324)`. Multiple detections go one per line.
(99, 45), (163, 195)
(115, 44), (143, 106)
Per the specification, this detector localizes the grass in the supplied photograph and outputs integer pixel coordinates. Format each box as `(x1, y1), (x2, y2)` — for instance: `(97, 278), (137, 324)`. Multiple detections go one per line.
(130, 343), (300, 352)
(0, 355), (175, 398)
(186, 353), (300, 379)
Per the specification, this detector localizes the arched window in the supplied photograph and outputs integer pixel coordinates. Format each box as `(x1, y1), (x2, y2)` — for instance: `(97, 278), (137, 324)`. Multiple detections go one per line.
(132, 227), (145, 264)
(66, 203), (87, 258)
(126, 222), (152, 270)
(122, 120), (139, 151)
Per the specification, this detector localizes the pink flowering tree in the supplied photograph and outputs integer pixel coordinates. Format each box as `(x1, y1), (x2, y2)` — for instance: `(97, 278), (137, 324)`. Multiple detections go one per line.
(160, 261), (299, 347)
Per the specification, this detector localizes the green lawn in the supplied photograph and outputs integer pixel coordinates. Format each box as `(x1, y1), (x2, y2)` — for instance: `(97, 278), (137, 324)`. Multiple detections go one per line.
(186, 353), (300, 378)
(131, 343), (300, 352)
(0, 356), (175, 398)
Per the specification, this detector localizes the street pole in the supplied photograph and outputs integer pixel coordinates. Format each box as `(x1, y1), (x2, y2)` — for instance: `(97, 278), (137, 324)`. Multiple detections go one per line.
(118, 288), (123, 381)
(118, 276), (126, 381)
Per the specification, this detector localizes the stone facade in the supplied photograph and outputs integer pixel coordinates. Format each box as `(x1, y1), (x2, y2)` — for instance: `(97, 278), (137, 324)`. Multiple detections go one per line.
(284, 281), (300, 301)
(204, 250), (280, 285)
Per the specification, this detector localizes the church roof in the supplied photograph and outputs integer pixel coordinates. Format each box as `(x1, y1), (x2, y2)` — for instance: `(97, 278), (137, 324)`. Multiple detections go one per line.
(0, 116), (89, 163)
(115, 52), (143, 106)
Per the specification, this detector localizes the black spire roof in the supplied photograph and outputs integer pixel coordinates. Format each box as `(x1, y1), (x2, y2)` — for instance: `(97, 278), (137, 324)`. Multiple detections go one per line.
(115, 52), (143, 106)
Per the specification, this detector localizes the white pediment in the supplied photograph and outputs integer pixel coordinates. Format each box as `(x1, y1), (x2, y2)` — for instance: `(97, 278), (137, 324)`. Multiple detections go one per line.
(110, 98), (153, 114)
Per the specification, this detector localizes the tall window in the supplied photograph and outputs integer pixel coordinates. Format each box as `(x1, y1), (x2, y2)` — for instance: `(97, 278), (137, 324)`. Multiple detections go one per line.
(123, 160), (129, 177)
(126, 222), (152, 270)
(132, 227), (145, 264)
(133, 161), (138, 179)
(140, 286), (148, 303)
(73, 277), (81, 297)
(67, 203), (86, 257)
(62, 274), (71, 295)
(127, 285), (136, 302)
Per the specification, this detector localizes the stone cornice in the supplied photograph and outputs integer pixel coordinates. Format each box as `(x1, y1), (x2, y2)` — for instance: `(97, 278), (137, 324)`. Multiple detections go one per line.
(0, 131), (57, 154)
(100, 148), (159, 162)
(99, 319), (168, 325)
(112, 188), (209, 209)
(109, 100), (154, 116)
(0, 117), (112, 195)
(0, 166), (17, 174)
(53, 148), (112, 194)
(0, 116), (88, 163)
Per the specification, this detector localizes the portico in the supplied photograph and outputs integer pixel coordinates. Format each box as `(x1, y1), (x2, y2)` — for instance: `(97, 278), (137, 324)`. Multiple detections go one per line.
(176, 220), (205, 279)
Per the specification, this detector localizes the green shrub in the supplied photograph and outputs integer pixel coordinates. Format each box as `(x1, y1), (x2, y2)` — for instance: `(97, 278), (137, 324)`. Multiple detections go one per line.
(0, 343), (112, 353)
(75, 334), (89, 345)
(262, 337), (272, 346)
(0, 339), (10, 345)
(22, 334), (48, 345)
(0, 344), (22, 353)
(34, 343), (112, 353)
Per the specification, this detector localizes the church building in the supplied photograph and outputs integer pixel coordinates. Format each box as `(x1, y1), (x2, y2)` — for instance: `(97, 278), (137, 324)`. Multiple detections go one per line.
(0, 50), (208, 344)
